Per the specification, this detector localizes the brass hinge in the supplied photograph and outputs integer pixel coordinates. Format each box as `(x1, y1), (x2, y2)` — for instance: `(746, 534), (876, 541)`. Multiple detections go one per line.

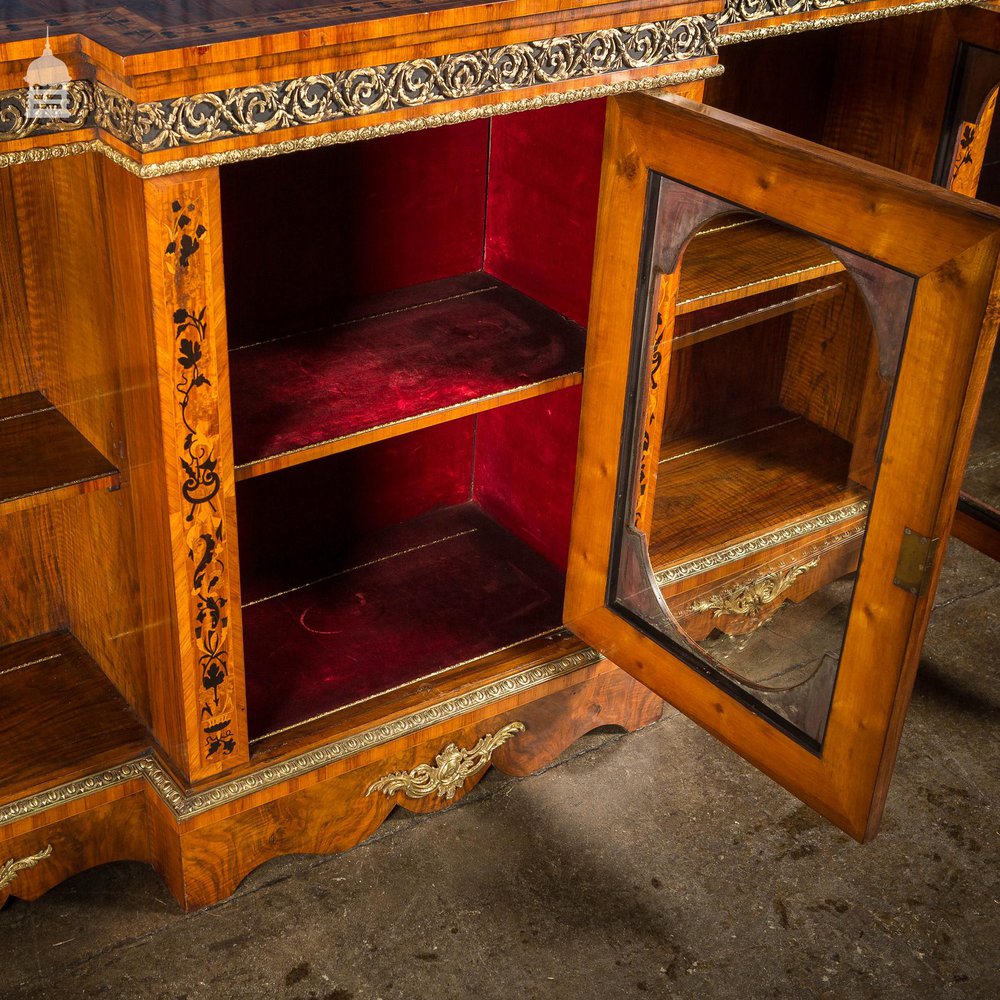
(893, 528), (940, 597)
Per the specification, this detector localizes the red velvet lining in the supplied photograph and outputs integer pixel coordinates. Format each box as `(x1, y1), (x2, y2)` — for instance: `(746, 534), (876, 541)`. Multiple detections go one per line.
(474, 385), (582, 572)
(229, 273), (584, 468)
(221, 120), (490, 347)
(242, 503), (565, 739)
(236, 419), (475, 605)
(485, 101), (606, 326)
(227, 106), (608, 738)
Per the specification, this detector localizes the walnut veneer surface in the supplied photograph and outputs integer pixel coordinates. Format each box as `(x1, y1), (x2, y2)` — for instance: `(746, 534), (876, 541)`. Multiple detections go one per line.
(1, 1), (477, 51)
(1, 0), (996, 913)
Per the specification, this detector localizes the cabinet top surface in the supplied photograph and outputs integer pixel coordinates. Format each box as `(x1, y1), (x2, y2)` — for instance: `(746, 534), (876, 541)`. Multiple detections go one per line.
(0, 0), (940, 175)
(0, 0), (711, 56)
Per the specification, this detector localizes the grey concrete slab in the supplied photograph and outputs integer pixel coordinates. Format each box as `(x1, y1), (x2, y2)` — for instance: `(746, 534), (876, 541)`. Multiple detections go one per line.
(0, 537), (997, 1000)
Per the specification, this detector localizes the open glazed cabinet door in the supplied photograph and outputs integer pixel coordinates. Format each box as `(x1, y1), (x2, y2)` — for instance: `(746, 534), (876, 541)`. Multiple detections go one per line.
(565, 93), (1000, 842)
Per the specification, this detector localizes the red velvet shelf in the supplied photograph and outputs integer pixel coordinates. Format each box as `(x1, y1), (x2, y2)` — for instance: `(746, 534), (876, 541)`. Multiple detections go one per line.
(242, 503), (565, 740)
(229, 273), (585, 480)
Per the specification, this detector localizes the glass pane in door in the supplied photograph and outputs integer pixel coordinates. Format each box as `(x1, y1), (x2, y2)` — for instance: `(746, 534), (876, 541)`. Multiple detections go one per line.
(608, 180), (916, 750)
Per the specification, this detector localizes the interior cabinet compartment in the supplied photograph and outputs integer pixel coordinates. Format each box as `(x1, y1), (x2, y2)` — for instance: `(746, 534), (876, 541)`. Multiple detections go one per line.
(236, 387), (581, 741)
(672, 217), (847, 350)
(651, 242), (878, 583)
(675, 218), (845, 316)
(221, 104), (602, 481)
(228, 273), (584, 477)
(0, 392), (119, 514)
(0, 496), (149, 818)
(0, 633), (148, 807)
(222, 103), (603, 740)
(0, 155), (152, 764)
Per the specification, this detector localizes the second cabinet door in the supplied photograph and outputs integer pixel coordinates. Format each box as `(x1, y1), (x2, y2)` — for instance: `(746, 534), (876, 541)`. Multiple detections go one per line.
(565, 92), (1000, 841)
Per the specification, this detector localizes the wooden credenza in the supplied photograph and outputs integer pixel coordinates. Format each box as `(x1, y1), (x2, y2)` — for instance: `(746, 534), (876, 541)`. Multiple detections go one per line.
(1, 0), (998, 911)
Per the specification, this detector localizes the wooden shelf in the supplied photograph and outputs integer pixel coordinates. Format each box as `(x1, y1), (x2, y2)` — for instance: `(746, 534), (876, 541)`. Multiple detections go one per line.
(649, 409), (869, 573)
(673, 275), (846, 352)
(241, 502), (565, 741)
(0, 633), (149, 808)
(230, 273), (585, 481)
(0, 393), (119, 515)
(676, 219), (845, 315)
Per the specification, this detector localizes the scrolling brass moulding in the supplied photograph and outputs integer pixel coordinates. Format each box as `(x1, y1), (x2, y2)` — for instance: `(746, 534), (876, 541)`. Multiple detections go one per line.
(0, 844), (53, 891)
(717, 0), (969, 43)
(0, 0), (955, 176)
(689, 559), (820, 619)
(0, 643), (600, 826)
(366, 722), (527, 801)
(0, 17), (718, 176)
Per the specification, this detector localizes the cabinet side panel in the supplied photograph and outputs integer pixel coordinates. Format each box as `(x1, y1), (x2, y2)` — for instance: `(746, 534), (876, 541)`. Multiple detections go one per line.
(779, 279), (874, 442)
(484, 101), (606, 327)
(474, 385), (581, 572)
(220, 120), (490, 347)
(11, 155), (124, 462)
(821, 14), (960, 180)
(663, 316), (790, 441)
(0, 171), (36, 398)
(704, 31), (837, 142)
(0, 505), (66, 645)
(53, 487), (150, 721)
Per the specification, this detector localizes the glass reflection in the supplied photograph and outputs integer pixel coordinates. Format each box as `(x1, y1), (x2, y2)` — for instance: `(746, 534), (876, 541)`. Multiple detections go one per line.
(611, 188), (913, 748)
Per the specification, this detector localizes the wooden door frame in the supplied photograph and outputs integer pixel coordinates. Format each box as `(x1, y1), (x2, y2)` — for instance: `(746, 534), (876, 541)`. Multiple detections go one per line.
(565, 92), (1000, 841)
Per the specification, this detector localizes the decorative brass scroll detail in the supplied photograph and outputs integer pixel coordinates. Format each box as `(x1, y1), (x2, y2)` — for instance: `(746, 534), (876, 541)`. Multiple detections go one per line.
(0, 640), (597, 824)
(690, 559), (819, 620)
(656, 502), (866, 586)
(715, 0), (850, 27)
(717, 0), (967, 42)
(0, 844), (53, 891)
(366, 722), (526, 801)
(0, 19), (715, 152)
(0, 65), (724, 178)
(0, 80), (91, 141)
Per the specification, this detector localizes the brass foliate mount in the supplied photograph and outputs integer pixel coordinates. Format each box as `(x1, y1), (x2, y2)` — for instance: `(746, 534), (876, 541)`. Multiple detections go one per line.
(690, 559), (819, 620)
(366, 722), (526, 802)
(0, 844), (53, 891)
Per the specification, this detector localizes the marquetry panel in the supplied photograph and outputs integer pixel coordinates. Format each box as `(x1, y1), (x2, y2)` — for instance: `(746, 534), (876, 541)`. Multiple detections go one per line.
(142, 170), (248, 780)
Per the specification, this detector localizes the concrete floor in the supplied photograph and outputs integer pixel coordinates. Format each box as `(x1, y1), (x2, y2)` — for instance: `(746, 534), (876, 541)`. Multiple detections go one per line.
(0, 533), (997, 999)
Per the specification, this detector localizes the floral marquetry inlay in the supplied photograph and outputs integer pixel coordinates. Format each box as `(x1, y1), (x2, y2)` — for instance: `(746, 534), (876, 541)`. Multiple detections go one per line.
(161, 192), (238, 766)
